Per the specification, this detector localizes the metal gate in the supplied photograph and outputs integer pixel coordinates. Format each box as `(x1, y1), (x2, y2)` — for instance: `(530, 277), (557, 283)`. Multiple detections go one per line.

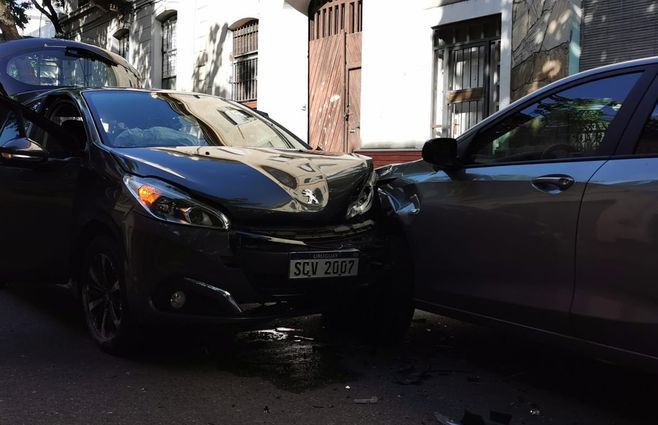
(308, 0), (362, 152)
(433, 15), (501, 138)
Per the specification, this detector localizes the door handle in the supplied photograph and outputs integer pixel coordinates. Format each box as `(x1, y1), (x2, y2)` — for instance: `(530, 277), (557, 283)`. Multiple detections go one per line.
(532, 175), (575, 191)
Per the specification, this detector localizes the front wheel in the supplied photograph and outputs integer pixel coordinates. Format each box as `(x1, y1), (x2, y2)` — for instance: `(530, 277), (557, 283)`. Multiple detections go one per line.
(80, 235), (136, 354)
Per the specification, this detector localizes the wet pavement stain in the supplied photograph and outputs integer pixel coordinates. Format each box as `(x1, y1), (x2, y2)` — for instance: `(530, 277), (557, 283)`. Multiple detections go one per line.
(213, 324), (358, 393)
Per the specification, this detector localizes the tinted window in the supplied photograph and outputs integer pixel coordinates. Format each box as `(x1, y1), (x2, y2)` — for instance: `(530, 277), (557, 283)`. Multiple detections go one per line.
(0, 111), (21, 146)
(83, 91), (307, 150)
(6, 49), (139, 89)
(467, 73), (641, 165)
(0, 109), (53, 153)
(636, 101), (658, 154)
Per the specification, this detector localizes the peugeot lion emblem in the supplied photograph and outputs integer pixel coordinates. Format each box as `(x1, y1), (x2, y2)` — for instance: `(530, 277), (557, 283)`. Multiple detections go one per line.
(301, 189), (320, 205)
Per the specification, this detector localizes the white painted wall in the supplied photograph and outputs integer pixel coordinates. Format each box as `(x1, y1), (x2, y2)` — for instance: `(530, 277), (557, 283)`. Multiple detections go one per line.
(133, 0), (310, 140)
(359, 0), (512, 149)
(258, 1), (309, 140)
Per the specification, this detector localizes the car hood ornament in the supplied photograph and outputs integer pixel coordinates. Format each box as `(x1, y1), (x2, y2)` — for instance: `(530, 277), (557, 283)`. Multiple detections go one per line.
(301, 188), (320, 205)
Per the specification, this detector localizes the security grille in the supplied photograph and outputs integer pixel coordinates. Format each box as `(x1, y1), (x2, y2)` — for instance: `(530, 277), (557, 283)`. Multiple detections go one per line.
(162, 15), (177, 90)
(581, 0), (658, 70)
(118, 34), (129, 61)
(433, 15), (501, 138)
(231, 20), (258, 104)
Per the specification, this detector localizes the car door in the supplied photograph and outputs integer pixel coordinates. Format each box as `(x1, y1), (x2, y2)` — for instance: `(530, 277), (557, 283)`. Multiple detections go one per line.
(412, 68), (651, 333)
(0, 95), (82, 284)
(572, 70), (658, 356)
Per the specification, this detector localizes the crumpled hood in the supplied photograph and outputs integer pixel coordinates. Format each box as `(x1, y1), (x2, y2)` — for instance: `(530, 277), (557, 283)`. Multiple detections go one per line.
(111, 146), (373, 225)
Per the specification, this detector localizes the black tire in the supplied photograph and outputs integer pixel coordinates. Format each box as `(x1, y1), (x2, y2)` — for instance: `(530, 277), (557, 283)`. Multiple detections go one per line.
(324, 234), (414, 344)
(80, 235), (136, 354)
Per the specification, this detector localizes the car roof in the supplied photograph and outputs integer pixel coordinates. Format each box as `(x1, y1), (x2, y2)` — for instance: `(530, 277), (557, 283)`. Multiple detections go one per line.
(0, 37), (132, 68)
(46, 87), (223, 97)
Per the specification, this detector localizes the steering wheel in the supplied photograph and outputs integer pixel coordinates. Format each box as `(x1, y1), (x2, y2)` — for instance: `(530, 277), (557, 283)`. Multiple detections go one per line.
(540, 143), (579, 159)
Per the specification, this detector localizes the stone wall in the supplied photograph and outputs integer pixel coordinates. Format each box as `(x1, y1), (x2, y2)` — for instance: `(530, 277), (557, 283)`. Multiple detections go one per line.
(510, 0), (576, 101)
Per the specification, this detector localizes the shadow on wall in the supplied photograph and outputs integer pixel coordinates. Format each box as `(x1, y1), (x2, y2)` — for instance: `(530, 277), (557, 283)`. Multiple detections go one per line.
(510, 0), (574, 101)
(193, 23), (229, 97)
(65, 8), (110, 49)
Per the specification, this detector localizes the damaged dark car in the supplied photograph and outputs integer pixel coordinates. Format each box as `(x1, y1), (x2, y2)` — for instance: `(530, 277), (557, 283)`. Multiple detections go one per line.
(378, 57), (658, 367)
(0, 38), (413, 352)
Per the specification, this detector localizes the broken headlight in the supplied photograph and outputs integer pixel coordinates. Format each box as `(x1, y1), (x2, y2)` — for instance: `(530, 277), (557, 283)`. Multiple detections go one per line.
(124, 175), (230, 230)
(346, 171), (376, 220)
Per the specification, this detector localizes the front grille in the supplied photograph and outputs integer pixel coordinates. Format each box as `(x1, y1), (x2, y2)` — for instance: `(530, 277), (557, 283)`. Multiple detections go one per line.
(236, 219), (375, 243)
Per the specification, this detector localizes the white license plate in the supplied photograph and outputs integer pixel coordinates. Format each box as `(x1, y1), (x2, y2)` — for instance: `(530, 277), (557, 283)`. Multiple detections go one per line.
(289, 250), (359, 279)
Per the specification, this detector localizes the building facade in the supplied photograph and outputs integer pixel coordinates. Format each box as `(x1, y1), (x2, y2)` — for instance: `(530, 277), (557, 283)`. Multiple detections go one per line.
(56, 0), (658, 166)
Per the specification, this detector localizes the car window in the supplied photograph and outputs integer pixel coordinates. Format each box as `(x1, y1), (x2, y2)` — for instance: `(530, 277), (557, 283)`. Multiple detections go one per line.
(466, 72), (641, 165)
(635, 100), (658, 154)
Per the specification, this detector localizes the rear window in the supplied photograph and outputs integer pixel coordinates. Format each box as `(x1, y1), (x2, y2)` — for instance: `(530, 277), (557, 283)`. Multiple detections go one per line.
(6, 49), (140, 89)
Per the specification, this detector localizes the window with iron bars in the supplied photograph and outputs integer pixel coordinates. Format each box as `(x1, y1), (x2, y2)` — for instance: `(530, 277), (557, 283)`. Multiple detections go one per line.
(161, 15), (177, 90)
(118, 34), (129, 62)
(232, 20), (258, 105)
(432, 15), (501, 138)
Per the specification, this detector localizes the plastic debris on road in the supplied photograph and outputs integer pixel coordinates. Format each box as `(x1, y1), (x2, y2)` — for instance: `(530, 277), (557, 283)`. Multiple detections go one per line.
(353, 396), (379, 404)
(434, 412), (460, 425)
(434, 409), (513, 425)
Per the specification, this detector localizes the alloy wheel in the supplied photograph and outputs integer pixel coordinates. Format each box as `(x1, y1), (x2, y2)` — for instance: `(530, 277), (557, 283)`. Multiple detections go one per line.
(82, 253), (123, 343)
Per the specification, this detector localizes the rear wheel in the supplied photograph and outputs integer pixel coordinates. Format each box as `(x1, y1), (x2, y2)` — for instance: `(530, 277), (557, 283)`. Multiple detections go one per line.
(80, 235), (136, 354)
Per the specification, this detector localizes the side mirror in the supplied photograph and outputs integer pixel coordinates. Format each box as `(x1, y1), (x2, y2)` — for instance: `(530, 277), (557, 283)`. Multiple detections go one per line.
(422, 137), (461, 170)
(0, 137), (48, 164)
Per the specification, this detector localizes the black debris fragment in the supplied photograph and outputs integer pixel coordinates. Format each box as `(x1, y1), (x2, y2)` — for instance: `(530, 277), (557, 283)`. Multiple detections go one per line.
(395, 364), (432, 385)
(529, 405), (541, 416)
(461, 410), (486, 425)
(490, 410), (512, 425)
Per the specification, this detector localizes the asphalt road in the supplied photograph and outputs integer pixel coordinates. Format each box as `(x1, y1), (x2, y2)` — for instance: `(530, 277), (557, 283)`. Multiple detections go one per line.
(1, 284), (656, 425)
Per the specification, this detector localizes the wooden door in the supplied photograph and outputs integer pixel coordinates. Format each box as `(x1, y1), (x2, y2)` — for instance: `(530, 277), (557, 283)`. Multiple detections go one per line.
(309, 0), (362, 152)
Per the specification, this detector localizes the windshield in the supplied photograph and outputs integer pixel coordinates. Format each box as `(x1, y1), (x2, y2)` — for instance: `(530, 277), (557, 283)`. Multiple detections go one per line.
(83, 91), (308, 150)
(6, 49), (140, 89)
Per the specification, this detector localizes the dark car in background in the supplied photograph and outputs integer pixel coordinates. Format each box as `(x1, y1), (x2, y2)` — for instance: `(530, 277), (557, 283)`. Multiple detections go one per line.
(379, 57), (658, 366)
(0, 39), (413, 352)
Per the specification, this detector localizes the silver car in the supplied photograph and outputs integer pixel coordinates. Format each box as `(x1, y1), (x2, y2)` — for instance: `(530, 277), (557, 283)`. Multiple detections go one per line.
(379, 57), (658, 366)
